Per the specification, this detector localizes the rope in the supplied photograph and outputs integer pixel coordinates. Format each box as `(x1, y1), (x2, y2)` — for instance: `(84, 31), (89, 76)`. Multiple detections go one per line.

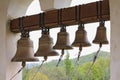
(56, 49), (64, 67)
(10, 67), (24, 80)
(69, 59), (79, 80)
(77, 46), (82, 62)
(83, 43), (102, 80)
(10, 61), (26, 80)
(69, 47), (82, 80)
(31, 60), (45, 80)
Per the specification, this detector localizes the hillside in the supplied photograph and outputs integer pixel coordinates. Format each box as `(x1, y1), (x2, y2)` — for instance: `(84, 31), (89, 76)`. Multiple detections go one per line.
(43, 51), (110, 67)
(23, 51), (110, 80)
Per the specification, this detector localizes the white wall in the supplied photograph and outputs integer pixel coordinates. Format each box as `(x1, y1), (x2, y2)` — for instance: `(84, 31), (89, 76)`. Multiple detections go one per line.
(0, 0), (33, 80)
(0, 1), (9, 79)
(39, 0), (72, 11)
(110, 0), (120, 80)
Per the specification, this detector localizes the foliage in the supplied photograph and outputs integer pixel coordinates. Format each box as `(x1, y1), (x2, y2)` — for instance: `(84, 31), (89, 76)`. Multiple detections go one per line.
(64, 53), (73, 77)
(23, 51), (110, 80)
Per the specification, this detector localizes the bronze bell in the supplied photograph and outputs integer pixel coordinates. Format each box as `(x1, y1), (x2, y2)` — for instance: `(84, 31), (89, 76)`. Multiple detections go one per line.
(53, 26), (72, 66)
(72, 24), (91, 47)
(31, 29), (59, 80)
(72, 24), (91, 61)
(53, 26), (72, 49)
(84, 21), (109, 80)
(10, 18), (39, 80)
(10, 31), (39, 80)
(34, 29), (59, 57)
(12, 34), (39, 62)
(93, 20), (108, 44)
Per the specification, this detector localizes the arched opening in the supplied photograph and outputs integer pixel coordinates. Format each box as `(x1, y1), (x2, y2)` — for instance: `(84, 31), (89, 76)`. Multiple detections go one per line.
(22, 0), (110, 80)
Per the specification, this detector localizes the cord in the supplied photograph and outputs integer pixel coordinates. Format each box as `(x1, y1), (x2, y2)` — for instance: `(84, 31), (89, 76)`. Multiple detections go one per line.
(31, 59), (46, 80)
(10, 67), (23, 80)
(56, 49), (64, 67)
(77, 46), (82, 62)
(10, 61), (26, 80)
(69, 46), (82, 80)
(83, 43), (102, 80)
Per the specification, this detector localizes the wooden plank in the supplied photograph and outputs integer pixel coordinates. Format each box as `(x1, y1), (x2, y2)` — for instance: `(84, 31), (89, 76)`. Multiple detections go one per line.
(81, 2), (97, 23)
(10, 18), (19, 32)
(10, 0), (110, 33)
(44, 9), (59, 27)
(23, 14), (41, 30)
(80, 0), (110, 23)
(61, 6), (77, 25)
(10, 14), (41, 32)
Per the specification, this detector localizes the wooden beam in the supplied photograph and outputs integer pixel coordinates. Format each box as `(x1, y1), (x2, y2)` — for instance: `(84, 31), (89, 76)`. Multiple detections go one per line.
(10, 0), (110, 33)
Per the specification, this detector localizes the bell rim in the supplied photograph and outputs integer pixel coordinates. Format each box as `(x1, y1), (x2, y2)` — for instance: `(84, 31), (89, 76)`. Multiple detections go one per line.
(72, 42), (91, 47)
(48, 51), (59, 56)
(53, 45), (73, 50)
(11, 58), (39, 62)
(92, 41), (109, 44)
(34, 50), (59, 57)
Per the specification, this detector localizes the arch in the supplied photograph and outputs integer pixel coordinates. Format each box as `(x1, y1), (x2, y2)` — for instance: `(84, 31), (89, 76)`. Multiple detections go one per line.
(8, 0), (33, 18)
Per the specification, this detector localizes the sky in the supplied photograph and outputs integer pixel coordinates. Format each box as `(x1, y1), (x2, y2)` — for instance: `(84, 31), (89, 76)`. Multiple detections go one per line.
(25, 0), (110, 62)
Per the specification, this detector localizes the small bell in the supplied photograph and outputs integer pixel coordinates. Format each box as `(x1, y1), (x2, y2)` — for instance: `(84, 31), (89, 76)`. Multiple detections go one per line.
(72, 24), (91, 47)
(93, 0), (108, 45)
(92, 20), (109, 69)
(72, 24), (91, 61)
(53, 26), (72, 66)
(84, 21), (109, 80)
(34, 28), (59, 58)
(31, 29), (59, 80)
(53, 26), (73, 49)
(93, 20), (109, 44)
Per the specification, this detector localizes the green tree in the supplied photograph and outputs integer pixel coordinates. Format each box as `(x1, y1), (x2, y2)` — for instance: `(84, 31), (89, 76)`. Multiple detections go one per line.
(76, 57), (110, 80)
(64, 52), (73, 80)
(28, 72), (49, 80)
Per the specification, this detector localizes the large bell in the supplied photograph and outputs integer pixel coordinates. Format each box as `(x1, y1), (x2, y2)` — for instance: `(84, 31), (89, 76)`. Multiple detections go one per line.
(12, 36), (39, 62)
(93, 20), (108, 44)
(11, 31), (39, 80)
(10, 20), (39, 80)
(53, 26), (72, 49)
(34, 29), (59, 57)
(72, 24), (91, 47)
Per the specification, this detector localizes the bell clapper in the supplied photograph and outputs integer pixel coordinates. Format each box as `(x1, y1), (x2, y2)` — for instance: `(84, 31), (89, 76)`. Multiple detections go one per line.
(56, 49), (64, 67)
(31, 56), (47, 80)
(83, 43), (102, 80)
(10, 61), (26, 80)
(44, 56), (48, 61)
